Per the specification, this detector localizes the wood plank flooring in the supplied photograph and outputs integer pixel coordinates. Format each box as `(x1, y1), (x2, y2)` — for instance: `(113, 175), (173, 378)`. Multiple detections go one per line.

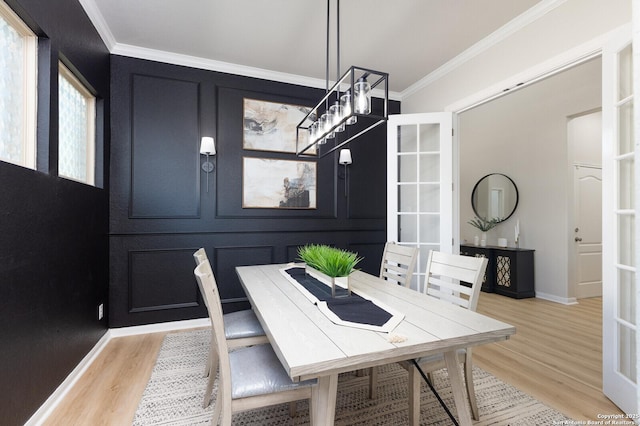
(44, 294), (623, 425)
(474, 293), (623, 421)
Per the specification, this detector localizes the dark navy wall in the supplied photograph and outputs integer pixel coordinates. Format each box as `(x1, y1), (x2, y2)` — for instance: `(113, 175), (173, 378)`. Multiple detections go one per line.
(0, 0), (397, 422)
(109, 56), (399, 327)
(0, 0), (109, 424)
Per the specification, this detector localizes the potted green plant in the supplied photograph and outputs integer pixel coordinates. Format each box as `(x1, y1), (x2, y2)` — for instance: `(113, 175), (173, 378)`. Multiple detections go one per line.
(297, 244), (363, 297)
(468, 216), (502, 247)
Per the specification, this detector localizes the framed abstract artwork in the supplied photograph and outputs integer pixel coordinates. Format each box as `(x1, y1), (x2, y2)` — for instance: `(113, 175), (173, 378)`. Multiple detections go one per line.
(242, 98), (313, 154)
(242, 157), (317, 209)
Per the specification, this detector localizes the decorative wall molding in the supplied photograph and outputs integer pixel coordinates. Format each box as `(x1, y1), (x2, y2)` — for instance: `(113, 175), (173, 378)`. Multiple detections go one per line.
(129, 248), (202, 313)
(76, 0), (116, 50)
(77, 1), (401, 100)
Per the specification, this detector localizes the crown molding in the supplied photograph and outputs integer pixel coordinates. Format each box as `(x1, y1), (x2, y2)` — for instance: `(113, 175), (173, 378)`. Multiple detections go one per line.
(77, 0), (116, 50)
(400, 0), (569, 100)
(111, 43), (402, 100)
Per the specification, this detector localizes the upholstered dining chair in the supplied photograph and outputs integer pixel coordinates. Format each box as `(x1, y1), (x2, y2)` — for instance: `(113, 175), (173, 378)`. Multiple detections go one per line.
(193, 249), (266, 348)
(379, 242), (419, 288)
(193, 249), (268, 407)
(193, 261), (316, 424)
(365, 242), (419, 398)
(407, 250), (488, 422)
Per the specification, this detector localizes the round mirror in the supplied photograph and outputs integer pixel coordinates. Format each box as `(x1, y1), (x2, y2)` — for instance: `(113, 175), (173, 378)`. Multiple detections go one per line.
(471, 173), (519, 221)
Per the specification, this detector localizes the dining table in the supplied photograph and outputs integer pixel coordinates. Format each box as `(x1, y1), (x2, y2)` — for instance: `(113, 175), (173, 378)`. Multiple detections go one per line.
(236, 263), (516, 426)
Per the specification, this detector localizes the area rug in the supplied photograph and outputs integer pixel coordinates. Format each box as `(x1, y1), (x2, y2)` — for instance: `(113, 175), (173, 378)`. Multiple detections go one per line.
(133, 329), (572, 425)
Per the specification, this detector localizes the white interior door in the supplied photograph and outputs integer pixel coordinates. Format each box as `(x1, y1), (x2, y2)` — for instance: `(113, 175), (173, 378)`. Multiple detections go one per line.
(602, 24), (636, 415)
(574, 165), (603, 298)
(387, 113), (453, 290)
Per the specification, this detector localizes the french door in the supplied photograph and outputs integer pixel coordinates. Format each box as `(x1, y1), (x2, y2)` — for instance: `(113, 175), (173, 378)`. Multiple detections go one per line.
(602, 24), (636, 415)
(387, 113), (454, 290)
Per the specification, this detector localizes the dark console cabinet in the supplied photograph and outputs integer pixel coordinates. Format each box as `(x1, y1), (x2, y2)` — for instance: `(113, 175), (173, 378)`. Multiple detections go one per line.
(460, 244), (535, 299)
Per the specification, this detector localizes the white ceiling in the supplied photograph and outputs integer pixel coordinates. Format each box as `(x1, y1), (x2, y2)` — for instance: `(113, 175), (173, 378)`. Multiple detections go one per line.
(81, 0), (543, 96)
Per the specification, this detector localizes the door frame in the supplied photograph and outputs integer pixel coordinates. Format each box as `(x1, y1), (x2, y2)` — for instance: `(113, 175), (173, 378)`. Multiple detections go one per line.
(441, 23), (635, 413)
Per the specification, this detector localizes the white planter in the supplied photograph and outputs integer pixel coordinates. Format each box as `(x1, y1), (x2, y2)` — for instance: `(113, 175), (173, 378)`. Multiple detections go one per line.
(305, 265), (352, 298)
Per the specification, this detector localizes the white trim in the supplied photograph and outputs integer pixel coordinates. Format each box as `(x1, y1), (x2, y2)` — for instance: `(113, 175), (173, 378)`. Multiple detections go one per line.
(111, 43), (402, 101)
(26, 318), (211, 425)
(443, 30), (618, 113)
(76, 0), (116, 50)
(108, 317), (210, 338)
(534, 291), (578, 305)
(400, 0), (569, 100)
(24, 332), (111, 426)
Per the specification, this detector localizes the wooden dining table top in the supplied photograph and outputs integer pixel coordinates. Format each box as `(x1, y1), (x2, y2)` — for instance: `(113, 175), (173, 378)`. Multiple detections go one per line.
(236, 263), (516, 382)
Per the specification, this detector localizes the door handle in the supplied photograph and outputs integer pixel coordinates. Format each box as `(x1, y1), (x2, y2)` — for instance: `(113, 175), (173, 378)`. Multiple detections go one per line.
(575, 237), (583, 242)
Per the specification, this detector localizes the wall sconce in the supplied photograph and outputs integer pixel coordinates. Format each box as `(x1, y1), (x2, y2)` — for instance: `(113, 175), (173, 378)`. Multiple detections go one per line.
(339, 148), (352, 197)
(200, 136), (216, 192)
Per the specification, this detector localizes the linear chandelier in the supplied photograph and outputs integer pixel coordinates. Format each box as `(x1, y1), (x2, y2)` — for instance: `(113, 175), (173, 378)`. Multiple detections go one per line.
(296, 0), (388, 158)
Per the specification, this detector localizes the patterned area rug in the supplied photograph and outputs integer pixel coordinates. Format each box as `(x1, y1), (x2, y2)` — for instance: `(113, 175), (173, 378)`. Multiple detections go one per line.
(133, 329), (572, 425)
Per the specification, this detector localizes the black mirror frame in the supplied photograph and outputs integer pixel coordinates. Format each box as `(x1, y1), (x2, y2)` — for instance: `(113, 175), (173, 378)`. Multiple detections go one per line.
(471, 173), (519, 221)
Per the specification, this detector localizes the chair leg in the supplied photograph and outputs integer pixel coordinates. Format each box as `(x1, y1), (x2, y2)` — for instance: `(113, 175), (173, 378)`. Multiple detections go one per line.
(211, 390), (222, 425)
(204, 349), (211, 377)
(368, 367), (378, 399)
(289, 401), (297, 417)
(464, 350), (479, 420)
(407, 363), (421, 426)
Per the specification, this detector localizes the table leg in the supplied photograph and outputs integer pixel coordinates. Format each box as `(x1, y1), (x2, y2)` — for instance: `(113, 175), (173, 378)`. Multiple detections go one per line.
(309, 374), (338, 426)
(444, 350), (472, 426)
(406, 362), (421, 426)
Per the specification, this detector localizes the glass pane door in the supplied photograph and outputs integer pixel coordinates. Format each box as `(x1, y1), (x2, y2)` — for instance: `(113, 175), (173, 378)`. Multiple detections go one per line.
(602, 25), (637, 414)
(387, 113), (453, 290)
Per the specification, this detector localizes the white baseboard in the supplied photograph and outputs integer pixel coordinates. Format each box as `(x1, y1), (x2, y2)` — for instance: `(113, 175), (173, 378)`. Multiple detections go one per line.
(25, 317), (211, 425)
(108, 318), (210, 338)
(535, 291), (578, 305)
(24, 331), (111, 426)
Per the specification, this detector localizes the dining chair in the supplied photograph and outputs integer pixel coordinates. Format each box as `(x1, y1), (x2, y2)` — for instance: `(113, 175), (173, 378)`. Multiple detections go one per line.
(364, 242), (419, 397)
(407, 250), (488, 422)
(193, 249), (268, 407)
(379, 242), (419, 288)
(193, 261), (317, 424)
(193, 249), (267, 347)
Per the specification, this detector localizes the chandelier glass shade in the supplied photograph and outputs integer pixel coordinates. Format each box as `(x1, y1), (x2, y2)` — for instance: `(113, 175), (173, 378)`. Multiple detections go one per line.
(296, 66), (388, 158)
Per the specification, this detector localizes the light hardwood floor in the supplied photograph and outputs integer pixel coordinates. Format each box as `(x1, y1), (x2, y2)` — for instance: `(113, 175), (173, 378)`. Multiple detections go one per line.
(44, 294), (623, 425)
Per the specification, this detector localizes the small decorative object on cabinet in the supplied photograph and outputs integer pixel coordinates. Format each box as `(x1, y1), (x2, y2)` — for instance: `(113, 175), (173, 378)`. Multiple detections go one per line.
(460, 244), (535, 299)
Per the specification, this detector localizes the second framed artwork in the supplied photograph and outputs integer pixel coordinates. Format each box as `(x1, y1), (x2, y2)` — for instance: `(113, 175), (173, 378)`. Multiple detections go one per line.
(242, 157), (317, 209)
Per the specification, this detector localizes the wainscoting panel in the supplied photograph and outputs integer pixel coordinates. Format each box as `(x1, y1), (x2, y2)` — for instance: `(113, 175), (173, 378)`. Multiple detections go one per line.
(130, 74), (200, 218)
(213, 245), (274, 302)
(110, 55), (397, 327)
(129, 248), (201, 313)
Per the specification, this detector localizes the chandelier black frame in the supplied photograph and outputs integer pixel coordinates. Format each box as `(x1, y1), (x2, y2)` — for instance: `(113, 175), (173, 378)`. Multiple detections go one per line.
(295, 0), (388, 159)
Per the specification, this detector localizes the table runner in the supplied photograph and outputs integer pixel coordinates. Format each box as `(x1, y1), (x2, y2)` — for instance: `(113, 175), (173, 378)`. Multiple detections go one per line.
(280, 265), (404, 333)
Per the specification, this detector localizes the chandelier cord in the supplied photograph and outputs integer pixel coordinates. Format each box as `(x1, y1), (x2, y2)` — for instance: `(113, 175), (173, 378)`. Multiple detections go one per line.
(325, 0), (330, 111)
(336, 0), (340, 96)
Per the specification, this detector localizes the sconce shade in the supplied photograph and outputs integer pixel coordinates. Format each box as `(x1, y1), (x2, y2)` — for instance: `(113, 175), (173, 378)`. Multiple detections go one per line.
(339, 148), (352, 165)
(200, 137), (216, 155)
